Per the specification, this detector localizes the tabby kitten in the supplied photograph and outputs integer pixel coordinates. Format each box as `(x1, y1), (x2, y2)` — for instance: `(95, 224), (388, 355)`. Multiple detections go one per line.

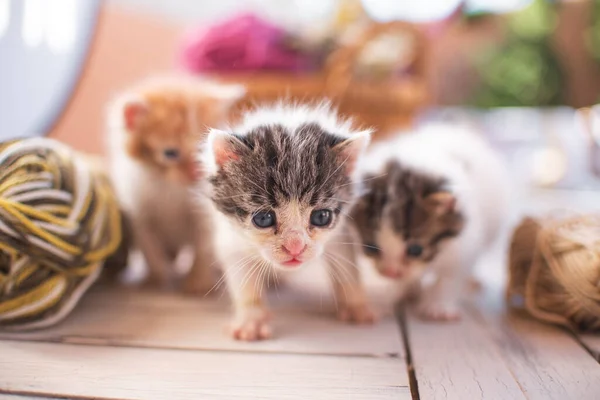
(107, 75), (245, 293)
(199, 103), (374, 341)
(350, 123), (512, 320)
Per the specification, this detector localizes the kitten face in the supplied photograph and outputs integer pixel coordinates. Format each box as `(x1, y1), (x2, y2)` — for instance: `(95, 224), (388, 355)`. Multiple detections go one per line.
(351, 161), (465, 279)
(206, 118), (370, 270)
(118, 82), (245, 185)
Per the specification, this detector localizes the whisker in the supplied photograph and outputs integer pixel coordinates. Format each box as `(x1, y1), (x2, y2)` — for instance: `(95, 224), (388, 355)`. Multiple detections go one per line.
(325, 252), (356, 287)
(257, 260), (270, 300)
(239, 261), (261, 292)
(329, 241), (382, 251)
(330, 252), (358, 273)
(205, 254), (256, 297)
(323, 267), (340, 312)
(323, 253), (349, 305)
(337, 208), (354, 221)
(272, 268), (281, 300)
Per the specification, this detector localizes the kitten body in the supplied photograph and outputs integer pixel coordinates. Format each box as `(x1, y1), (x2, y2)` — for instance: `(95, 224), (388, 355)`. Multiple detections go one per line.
(107, 76), (245, 292)
(351, 123), (512, 320)
(200, 103), (374, 340)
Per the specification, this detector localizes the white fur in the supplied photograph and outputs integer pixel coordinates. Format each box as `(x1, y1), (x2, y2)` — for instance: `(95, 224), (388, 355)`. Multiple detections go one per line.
(358, 122), (513, 319)
(237, 101), (369, 139)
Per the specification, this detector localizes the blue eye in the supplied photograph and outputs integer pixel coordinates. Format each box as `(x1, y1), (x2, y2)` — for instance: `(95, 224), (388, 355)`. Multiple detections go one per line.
(310, 209), (332, 227)
(252, 211), (276, 228)
(163, 148), (180, 160)
(406, 244), (423, 258)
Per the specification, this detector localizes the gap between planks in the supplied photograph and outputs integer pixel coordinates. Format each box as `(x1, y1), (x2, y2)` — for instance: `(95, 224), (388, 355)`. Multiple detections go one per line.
(396, 304), (421, 400)
(402, 285), (600, 400)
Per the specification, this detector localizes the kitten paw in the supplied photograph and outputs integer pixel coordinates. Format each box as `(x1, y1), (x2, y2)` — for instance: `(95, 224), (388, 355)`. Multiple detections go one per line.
(230, 307), (272, 341)
(337, 304), (377, 325)
(417, 302), (461, 322)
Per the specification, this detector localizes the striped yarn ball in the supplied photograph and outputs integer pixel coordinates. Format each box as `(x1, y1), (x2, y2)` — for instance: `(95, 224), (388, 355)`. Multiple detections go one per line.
(0, 138), (123, 330)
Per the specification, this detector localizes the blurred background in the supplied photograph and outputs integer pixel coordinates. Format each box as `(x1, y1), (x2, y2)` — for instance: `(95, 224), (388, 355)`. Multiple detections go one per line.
(2, 0), (600, 192)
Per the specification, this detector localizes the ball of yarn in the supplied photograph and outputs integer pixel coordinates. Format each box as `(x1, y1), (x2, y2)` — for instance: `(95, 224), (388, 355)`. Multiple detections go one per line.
(507, 215), (600, 331)
(179, 13), (313, 73)
(0, 138), (124, 330)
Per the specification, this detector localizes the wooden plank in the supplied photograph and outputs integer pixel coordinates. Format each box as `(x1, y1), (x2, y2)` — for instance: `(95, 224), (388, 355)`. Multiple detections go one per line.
(471, 288), (600, 400)
(576, 334), (600, 362)
(0, 341), (409, 400)
(404, 306), (526, 400)
(0, 285), (403, 358)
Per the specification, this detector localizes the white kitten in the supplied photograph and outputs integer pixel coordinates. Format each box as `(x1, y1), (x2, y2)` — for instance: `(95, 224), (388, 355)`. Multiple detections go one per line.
(350, 122), (513, 320)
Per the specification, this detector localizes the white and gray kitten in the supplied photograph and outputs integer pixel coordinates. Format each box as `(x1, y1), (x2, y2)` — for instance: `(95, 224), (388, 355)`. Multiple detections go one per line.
(199, 103), (375, 341)
(350, 123), (512, 320)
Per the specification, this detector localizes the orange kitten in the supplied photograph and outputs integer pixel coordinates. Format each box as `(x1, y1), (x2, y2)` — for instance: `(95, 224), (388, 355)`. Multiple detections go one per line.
(107, 75), (245, 293)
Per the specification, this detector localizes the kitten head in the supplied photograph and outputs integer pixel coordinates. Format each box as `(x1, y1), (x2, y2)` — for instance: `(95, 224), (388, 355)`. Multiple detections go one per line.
(203, 104), (371, 270)
(351, 161), (465, 279)
(111, 77), (245, 185)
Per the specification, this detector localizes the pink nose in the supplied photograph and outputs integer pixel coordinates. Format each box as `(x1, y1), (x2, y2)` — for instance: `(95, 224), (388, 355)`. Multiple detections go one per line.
(382, 268), (403, 279)
(282, 237), (307, 257)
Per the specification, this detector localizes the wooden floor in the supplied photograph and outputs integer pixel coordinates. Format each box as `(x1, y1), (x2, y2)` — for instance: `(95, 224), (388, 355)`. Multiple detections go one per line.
(1, 278), (599, 399)
(1, 188), (600, 400)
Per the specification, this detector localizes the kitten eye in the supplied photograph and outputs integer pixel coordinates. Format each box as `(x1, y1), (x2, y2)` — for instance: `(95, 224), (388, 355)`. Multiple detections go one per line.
(310, 209), (332, 227)
(163, 148), (180, 160)
(406, 244), (423, 258)
(252, 211), (276, 228)
(364, 243), (381, 256)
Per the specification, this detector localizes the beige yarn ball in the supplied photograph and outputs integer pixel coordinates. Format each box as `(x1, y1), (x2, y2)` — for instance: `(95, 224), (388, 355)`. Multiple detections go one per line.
(507, 215), (600, 332)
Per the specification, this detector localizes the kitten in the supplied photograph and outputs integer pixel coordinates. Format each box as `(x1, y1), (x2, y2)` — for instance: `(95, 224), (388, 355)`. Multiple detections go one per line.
(350, 123), (512, 320)
(199, 103), (374, 341)
(107, 76), (246, 293)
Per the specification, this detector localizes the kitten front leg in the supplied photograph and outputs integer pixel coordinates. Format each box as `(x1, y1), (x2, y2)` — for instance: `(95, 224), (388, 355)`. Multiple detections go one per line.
(326, 236), (376, 324)
(134, 219), (172, 288)
(184, 212), (218, 295)
(224, 253), (272, 341)
(184, 248), (217, 295)
(417, 246), (469, 321)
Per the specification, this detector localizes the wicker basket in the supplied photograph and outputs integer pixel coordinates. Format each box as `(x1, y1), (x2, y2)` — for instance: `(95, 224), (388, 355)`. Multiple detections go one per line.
(219, 21), (429, 140)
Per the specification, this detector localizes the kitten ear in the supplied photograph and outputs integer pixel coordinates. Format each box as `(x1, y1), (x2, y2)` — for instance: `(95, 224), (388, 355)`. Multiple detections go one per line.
(332, 130), (372, 174)
(424, 192), (456, 215)
(122, 98), (147, 132)
(208, 129), (248, 168)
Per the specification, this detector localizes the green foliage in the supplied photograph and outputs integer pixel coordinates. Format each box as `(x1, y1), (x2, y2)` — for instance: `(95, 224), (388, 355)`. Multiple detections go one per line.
(509, 0), (557, 40)
(470, 0), (565, 108)
(588, 0), (600, 62)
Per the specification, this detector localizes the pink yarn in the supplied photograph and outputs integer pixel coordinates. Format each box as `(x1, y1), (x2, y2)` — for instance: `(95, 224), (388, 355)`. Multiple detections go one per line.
(179, 13), (313, 73)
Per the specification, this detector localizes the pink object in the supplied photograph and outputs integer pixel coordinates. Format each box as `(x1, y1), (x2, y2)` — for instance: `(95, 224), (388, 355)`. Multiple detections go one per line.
(179, 13), (312, 73)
